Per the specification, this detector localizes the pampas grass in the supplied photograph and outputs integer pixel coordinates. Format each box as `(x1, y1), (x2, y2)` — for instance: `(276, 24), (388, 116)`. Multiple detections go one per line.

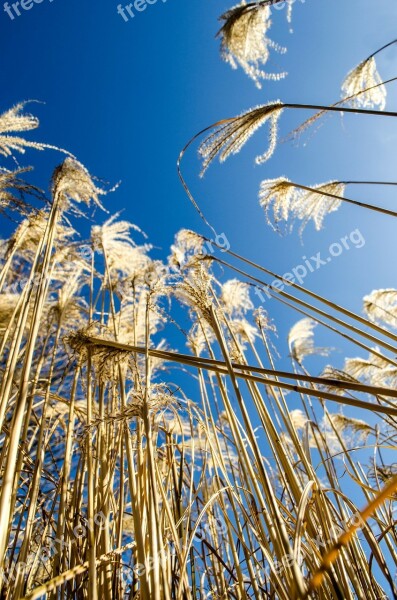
(1, 10), (397, 600)
(1, 129), (397, 599)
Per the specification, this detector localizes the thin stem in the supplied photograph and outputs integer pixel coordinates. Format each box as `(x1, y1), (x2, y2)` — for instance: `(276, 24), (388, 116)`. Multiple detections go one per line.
(283, 102), (397, 117)
(291, 182), (397, 218)
(207, 247), (397, 349)
(306, 475), (397, 596)
(369, 39), (397, 59)
(341, 181), (397, 186)
(81, 336), (397, 407)
(178, 100), (397, 236)
(259, 285), (397, 368)
(286, 76), (397, 142)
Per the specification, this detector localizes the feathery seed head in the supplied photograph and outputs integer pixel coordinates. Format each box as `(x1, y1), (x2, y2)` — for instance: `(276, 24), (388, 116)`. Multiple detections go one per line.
(254, 307), (276, 333)
(91, 213), (143, 251)
(90, 385), (178, 424)
(0, 102), (39, 134)
(7, 210), (74, 260)
(259, 177), (295, 230)
(52, 158), (107, 211)
(330, 413), (372, 440)
(0, 293), (20, 329)
(218, 2), (287, 88)
(259, 179), (345, 234)
(344, 349), (397, 388)
(319, 366), (359, 394)
(48, 268), (88, 326)
(115, 295), (166, 348)
(368, 460), (397, 485)
(363, 289), (397, 329)
(169, 229), (206, 270)
(199, 102), (284, 174)
(137, 259), (170, 293)
(288, 318), (329, 363)
(175, 263), (215, 325)
(0, 102), (46, 157)
(221, 279), (253, 316)
(229, 317), (258, 348)
(341, 57), (386, 110)
(0, 167), (41, 215)
(92, 214), (152, 281)
(289, 409), (308, 430)
(294, 181), (345, 233)
(187, 321), (216, 356)
(67, 326), (133, 382)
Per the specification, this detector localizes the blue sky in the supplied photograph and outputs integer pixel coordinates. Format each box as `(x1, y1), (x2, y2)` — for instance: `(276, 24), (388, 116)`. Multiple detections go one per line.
(1, 0), (397, 371)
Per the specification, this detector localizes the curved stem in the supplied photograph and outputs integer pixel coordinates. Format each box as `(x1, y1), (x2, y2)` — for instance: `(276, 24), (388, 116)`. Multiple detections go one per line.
(179, 101), (397, 233)
(369, 38), (397, 59)
(177, 119), (231, 236)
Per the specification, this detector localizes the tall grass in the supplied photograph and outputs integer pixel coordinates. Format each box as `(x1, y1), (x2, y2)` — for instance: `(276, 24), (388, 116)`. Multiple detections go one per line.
(1, 5), (397, 600)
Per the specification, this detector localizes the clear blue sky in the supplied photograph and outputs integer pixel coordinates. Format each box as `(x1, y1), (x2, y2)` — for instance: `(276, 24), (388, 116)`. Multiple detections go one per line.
(1, 0), (397, 369)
